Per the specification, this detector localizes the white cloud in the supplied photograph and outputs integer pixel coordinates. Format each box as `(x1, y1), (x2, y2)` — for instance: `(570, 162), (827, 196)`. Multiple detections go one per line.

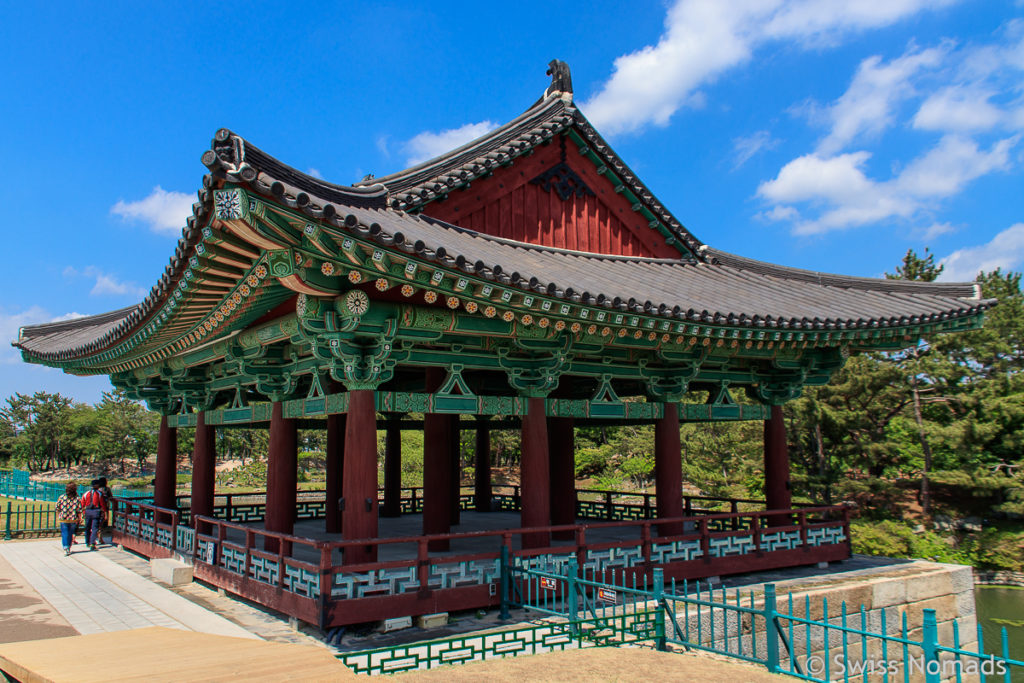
(894, 134), (1016, 197)
(912, 23), (1024, 134)
(921, 222), (957, 240)
(757, 205), (800, 222)
(756, 20), (1024, 236)
(913, 86), (1006, 132)
(760, 0), (958, 43)
(939, 223), (1024, 281)
(758, 151), (878, 204)
(63, 266), (147, 299)
(758, 135), (1017, 234)
(732, 130), (779, 168)
(375, 135), (391, 159)
(582, 0), (953, 135)
(404, 121), (497, 166)
(306, 167), (324, 180)
(90, 273), (145, 298)
(111, 186), (193, 235)
(816, 47), (947, 154)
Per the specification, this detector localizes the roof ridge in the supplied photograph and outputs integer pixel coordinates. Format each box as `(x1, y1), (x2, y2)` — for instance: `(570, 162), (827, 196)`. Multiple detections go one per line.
(357, 95), (569, 190)
(707, 247), (983, 298)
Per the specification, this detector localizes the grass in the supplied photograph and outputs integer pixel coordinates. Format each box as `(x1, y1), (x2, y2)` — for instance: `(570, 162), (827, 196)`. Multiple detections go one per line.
(1, 495), (58, 536)
(0, 495), (55, 510)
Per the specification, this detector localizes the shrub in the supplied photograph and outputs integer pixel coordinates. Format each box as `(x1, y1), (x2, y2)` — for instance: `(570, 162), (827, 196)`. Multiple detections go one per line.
(575, 447), (609, 478)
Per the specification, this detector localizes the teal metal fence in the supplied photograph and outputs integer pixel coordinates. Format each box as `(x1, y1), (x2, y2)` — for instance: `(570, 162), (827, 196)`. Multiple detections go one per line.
(0, 468), (152, 504)
(2, 501), (60, 540)
(502, 556), (1024, 683)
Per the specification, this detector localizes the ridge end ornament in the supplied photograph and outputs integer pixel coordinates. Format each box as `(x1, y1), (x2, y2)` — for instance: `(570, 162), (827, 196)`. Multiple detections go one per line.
(545, 59), (573, 97)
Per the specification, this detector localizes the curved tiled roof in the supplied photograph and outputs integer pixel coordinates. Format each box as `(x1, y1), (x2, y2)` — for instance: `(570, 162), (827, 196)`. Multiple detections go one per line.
(14, 68), (994, 364)
(316, 209), (992, 329)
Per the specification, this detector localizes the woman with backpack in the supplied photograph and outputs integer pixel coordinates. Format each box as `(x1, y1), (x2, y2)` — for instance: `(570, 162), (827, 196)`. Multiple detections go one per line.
(80, 480), (107, 551)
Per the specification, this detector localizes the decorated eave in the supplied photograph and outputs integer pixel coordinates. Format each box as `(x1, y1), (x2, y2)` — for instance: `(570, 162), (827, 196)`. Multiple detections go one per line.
(15, 64), (994, 387)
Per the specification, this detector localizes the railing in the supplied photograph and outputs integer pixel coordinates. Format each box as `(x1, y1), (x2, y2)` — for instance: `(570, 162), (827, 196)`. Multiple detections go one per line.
(0, 467), (152, 504)
(174, 489), (327, 525)
(3, 501), (59, 539)
(504, 560), (1024, 683)
(170, 485), (770, 526)
(573, 488), (765, 522)
(112, 496), (850, 629)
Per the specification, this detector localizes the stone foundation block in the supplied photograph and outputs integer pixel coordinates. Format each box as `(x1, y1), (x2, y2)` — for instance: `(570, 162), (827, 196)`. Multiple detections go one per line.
(416, 612), (448, 629)
(150, 558), (193, 586)
(949, 565), (974, 593)
(955, 589), (977, 617)
(379, 616), (412, 633)
(905, 571), (953, 602)
(872, 578), (907, 608)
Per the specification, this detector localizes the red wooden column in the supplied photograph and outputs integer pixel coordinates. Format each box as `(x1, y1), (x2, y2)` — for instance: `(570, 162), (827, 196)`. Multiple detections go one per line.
(521, 396), (551, 549)
(324, 413), (346, 533)
(265, 402), (298, 553)
(654, 403), (684, 536)
(450, 417), (462, 525)
(548, 417), (576, 540)
(381, 418), (402, 517)
(343, 389), (379, 564)
(474, 420), (491, 512)
(190, 411), (216, 534)
(764, 405), (792, 526)
(154, 416), (178, 517)
(423, 368), (452, 551)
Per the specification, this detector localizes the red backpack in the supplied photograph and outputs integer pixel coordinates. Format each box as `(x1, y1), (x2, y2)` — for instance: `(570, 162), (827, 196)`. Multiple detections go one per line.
(83, 489), (104, 510)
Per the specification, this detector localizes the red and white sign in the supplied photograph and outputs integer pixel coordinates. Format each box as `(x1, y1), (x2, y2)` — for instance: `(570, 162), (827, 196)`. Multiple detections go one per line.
(598, 587), (618, 603)
(539, 577), (558, 591)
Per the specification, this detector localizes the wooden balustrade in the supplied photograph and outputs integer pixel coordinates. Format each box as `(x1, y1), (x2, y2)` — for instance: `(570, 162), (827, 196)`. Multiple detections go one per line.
(112, 494), (850, 630)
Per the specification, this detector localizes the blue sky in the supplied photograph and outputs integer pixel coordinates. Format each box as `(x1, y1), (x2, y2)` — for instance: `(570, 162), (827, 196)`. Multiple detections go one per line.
(2, 1), (1022, 404)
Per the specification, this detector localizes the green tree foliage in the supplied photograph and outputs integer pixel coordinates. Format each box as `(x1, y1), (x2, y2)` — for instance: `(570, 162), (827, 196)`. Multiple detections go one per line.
(787, 253), (1024, 525)
(885, 247), (944, 281)
(1, 392), (81, 470)
(92, 389), (159, 474)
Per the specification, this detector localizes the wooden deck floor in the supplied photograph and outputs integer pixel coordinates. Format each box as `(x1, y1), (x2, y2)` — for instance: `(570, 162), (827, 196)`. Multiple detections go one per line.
(0, 627), (355, 682)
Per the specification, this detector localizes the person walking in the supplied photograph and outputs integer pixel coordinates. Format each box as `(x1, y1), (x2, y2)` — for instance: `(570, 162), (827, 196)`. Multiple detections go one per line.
(96, 476), (112, 545)
(80, 480), (107, 551)
(56, 483), (82, 556)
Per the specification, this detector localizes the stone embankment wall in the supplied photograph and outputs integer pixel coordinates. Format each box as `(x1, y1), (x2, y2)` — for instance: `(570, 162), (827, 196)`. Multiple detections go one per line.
(974, 569), (1024, 587)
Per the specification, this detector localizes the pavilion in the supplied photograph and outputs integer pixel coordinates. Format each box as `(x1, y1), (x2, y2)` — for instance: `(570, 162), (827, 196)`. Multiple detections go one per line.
(15, 62), (992, 627)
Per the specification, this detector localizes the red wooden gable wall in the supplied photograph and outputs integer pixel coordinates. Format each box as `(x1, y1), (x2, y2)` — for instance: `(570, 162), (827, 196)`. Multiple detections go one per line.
(420, 136), (679, 259)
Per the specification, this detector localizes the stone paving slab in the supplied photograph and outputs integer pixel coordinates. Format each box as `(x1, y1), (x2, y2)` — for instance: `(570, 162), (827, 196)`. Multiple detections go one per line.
(0, 540), (258, 640)
(98, 544), (331, 648)
(0, 552), (78, 644)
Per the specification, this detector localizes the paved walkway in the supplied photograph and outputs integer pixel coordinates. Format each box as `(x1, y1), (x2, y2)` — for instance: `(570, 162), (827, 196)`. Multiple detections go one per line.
(0, 540), (258, 639)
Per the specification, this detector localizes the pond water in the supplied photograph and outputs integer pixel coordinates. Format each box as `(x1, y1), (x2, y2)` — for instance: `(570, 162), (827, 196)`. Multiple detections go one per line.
(975, 585), (1024, 682)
